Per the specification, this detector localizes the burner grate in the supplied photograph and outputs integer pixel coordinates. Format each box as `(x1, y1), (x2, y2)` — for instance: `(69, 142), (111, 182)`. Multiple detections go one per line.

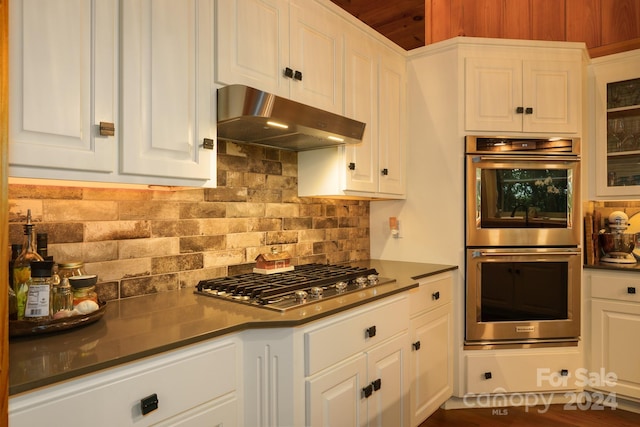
(195, 263), (380, 310)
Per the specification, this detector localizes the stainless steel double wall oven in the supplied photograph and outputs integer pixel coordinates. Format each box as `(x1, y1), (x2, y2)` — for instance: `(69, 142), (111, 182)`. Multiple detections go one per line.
(465, 136), (581, 348)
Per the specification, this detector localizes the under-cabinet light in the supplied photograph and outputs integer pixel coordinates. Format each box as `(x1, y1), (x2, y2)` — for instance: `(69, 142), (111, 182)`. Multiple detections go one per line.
(266, 121), (289, 129)
(327, 136), (344, 142)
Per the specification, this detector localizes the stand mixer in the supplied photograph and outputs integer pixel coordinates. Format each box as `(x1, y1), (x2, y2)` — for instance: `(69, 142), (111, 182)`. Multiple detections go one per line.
(599, 211), (637, 264)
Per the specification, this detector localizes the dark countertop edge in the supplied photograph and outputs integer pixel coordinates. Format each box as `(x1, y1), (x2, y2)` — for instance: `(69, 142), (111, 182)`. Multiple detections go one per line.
(9, 261), (457, 396)
(410, 265), (458, 280)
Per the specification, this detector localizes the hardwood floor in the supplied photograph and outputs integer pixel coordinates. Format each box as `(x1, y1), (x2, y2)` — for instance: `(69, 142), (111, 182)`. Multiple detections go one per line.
(420, 405), (640, 427)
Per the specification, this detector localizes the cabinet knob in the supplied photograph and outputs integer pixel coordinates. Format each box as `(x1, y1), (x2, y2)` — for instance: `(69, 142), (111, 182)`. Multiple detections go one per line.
(560, 369), (569, 377)
(293, 70), (303, 81)
(412, 341), (421, 351)
(362, 384), (373, 398)
(99, 121), (115, 136)
(365, 325), (377, 338)
(525, 107), (534, 114)
(516, 106), (524, 114)
(432, 291), (440, 300)
(284, 67), (294, 78)
(348, 162), (356, 170)
(202, 138), (215, 150)
(484, 372), (492, 380)
(140, 393), (159, 415)
(381, 168), (389, 176)
(629, 287), (637, 294)
(372, 378), (382, 391)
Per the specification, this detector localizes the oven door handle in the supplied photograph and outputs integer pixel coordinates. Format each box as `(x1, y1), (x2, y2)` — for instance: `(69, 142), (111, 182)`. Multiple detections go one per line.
(473, 250), (581, 257)
(473, 155), (579, 163)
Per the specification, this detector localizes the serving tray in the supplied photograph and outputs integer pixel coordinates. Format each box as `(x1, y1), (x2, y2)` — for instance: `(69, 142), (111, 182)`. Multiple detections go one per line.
(9, 301), (107, 338)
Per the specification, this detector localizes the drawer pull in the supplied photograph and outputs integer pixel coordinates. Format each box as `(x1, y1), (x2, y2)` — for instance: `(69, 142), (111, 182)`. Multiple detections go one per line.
(362, 384), (373, 398)
(412, 341), (421, 351)
(365, 325), (377, 338)
(629, 287), (637, 294)
(432, 291), (440, 300)
(560, 369), (569, 377)
(140, 393), (159, 415)
(372, 378), (382, 391)
(484, 372), (492, 380)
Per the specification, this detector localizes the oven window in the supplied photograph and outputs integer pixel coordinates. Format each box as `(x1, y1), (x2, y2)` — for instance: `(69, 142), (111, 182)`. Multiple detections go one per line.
(477, 168), (571, 229)
(480, 261), (568, 322)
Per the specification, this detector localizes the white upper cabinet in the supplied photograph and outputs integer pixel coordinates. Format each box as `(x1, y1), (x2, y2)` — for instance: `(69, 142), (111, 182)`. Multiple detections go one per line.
(9, 0), (216, 186)
(465, 52), (582, 134)
(297, 28), (406, 199)
(591, 50), (640, 198)
(377, 46), (407, 195)
(9, 0), (117, 173)
(216, 0), (344, 114)
(121, 0), (215, 180)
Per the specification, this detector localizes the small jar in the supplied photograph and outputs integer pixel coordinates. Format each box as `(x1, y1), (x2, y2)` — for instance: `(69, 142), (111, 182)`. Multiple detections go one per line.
(72, 286), (98, 307)
(51, 277), (74, 316)
(69, 275), (99, 306)
(57, 261), (87, 280)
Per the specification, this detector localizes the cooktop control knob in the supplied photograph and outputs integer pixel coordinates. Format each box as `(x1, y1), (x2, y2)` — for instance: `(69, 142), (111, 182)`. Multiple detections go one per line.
(309, 287), (323, 299)
(335, 281), (348, 293)
(295, 290), (308, 303)
(367, 274), (379, 286)
(356, 276), (368, 288)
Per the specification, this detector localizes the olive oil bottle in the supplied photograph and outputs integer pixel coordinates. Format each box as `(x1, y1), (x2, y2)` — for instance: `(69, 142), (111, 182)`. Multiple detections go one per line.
(12, 210), (44, 319)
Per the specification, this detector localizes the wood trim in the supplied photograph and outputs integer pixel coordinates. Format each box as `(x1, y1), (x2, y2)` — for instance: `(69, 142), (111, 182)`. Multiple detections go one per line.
(0, 0), (9, 422)
(589, 37), (640, 57)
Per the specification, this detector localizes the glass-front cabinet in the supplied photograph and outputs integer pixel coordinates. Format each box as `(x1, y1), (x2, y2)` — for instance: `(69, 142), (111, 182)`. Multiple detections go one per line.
(594, 50), (640, 197)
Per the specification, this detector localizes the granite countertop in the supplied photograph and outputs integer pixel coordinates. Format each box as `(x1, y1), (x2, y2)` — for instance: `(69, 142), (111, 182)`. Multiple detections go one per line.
(9, 259), (457, 396)
(584, 262), (640, 272)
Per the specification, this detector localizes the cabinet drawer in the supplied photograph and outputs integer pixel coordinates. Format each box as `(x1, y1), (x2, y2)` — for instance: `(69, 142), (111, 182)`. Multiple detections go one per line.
(409, 274), (452, 317)
(10, 339), (237, 427)
(465, 350), (582, 394)
(590, 271), (640, 302)
(304, 296), (408, 376)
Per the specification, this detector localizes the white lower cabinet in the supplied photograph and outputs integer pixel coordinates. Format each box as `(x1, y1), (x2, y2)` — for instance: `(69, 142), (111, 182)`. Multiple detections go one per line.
(408, 273), (453, 427)
(588, 270), (640, 400)
(242, 294), (411, 427)
(9, 338), (240, 427)
(306, 333), (409, 427)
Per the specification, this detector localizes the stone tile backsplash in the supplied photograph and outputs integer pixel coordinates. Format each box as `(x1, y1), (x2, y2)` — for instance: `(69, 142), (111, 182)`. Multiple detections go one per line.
(8, 142), (371, 302)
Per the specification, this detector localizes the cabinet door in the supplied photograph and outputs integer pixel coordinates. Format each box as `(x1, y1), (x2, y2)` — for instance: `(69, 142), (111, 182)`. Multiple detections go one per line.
(465, 57), (523, 133)
(215, 0), (290, 96)
(593, 53), (640, 198)
(120, 0), (215, 180)
(378, 47), (406, 196)
(288, 0), (343, 114)
(9, 0), (117, 173)
(367, 334), (409, 427)
(343, 28), (378, 193)
(591, 299), (640, 400)
(522, 59), (581, 133)
(410, 304), (452, 427)
(306, 354), (368, 427)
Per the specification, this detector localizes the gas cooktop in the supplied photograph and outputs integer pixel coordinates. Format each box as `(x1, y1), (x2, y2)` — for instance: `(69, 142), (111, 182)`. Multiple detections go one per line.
(194, 263), (394, 312)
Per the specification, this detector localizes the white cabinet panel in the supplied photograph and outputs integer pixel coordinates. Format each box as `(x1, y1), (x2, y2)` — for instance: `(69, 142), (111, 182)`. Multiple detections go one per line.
(215, 0), (289, 95)
(9, 0), (117, 173)
(121, 0), (215, 180)
(306, 354), (368, 427)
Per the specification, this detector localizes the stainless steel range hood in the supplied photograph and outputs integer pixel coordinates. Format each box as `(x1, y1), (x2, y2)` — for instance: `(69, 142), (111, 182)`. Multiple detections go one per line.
(217, 85), (366, 151)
